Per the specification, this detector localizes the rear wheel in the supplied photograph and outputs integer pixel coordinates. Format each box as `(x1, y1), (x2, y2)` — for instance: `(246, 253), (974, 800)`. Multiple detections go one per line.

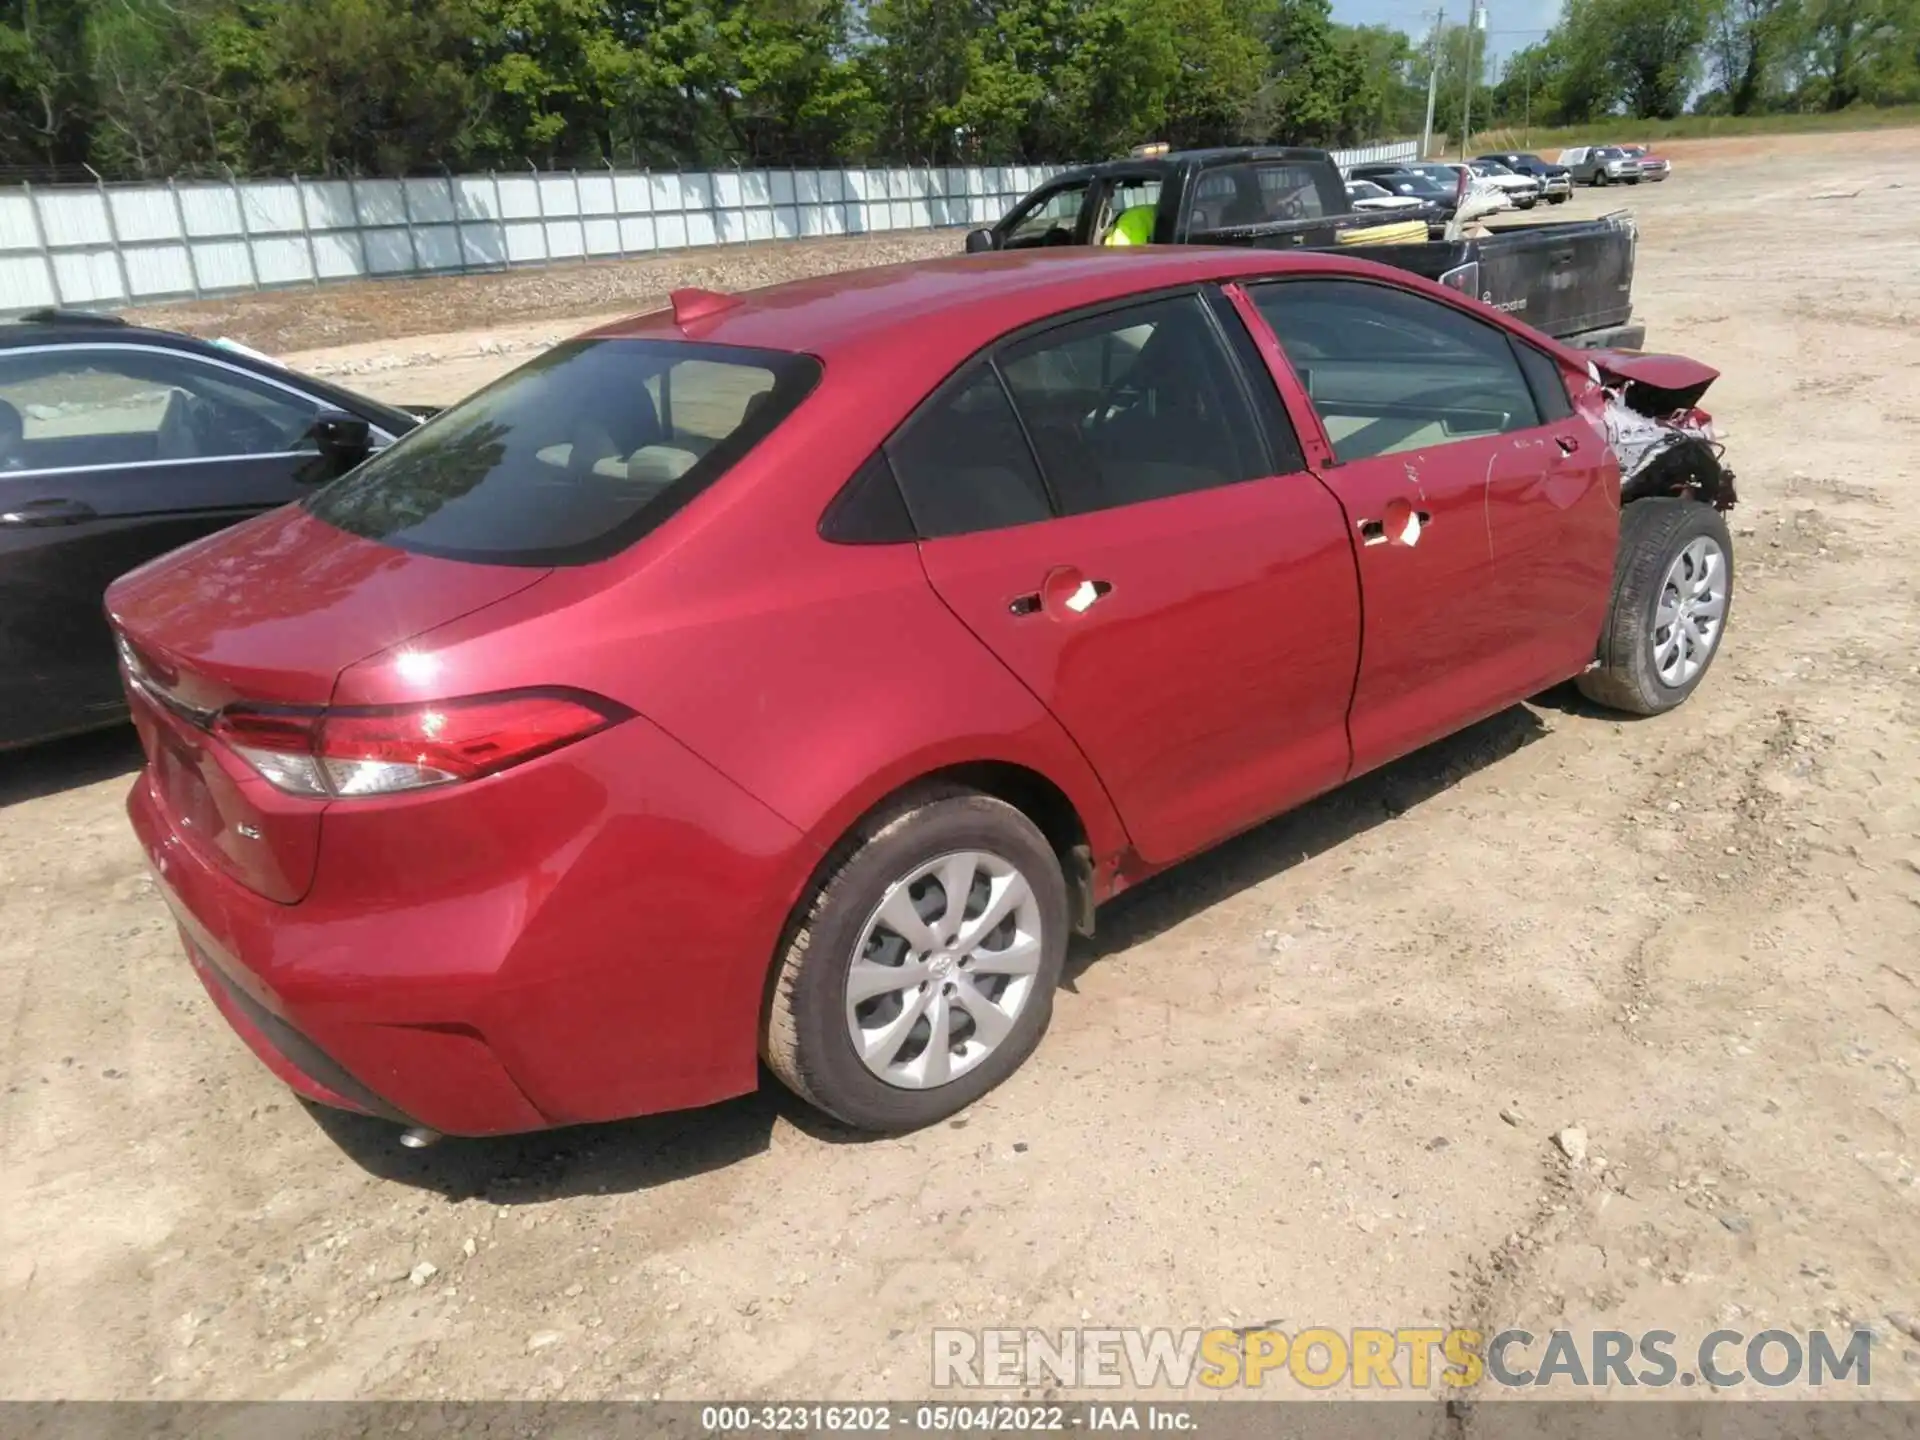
(1577, 499), (1733, 716)
(763, 788), (1069, 1131)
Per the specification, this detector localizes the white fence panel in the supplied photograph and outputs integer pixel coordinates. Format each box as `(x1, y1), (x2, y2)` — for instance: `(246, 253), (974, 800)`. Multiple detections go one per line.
(125, 243), (194, 298)
(251, 234), (312, 286)
(301, 180), (357, 232)
(50, 247), (120, 305)
(0, 141), (1417, 312)
(110, 188), (179, 244)
(242, 181), (304, 234)
(405, 177), (456, 225)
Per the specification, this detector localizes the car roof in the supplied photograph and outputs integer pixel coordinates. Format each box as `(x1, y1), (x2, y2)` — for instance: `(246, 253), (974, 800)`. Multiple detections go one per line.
(589, 248), (1386, 364)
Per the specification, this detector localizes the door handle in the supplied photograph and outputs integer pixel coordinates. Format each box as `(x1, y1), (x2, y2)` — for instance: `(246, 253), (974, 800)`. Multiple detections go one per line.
(1358, 509), (1431, 546)
(1555, 433), (1581, 455)
(1012, 576), (1112, 617)
(0, 497), (97, 527)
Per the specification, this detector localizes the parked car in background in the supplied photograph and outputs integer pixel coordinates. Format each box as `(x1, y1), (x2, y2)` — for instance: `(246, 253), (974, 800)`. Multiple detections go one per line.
(111, 249), (1736, 1141)
(1560, 146), (1644, 186)
(1400, 161), (1510, 212)
(1463, 159), (1542, 209)
(1620, 145), (1672, 180)
(1345, 177), (1427, 213)
(1476, 152), (1573, 204)
(1344, 164), (1461, 218)
(0, 311), (421, 750)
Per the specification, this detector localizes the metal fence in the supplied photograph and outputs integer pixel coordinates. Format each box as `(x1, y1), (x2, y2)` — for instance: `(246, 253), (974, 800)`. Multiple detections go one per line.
(0, 142), (1419, 316)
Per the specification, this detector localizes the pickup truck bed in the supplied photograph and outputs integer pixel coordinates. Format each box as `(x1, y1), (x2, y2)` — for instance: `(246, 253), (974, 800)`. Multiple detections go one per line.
(967, 145), (1643, 350)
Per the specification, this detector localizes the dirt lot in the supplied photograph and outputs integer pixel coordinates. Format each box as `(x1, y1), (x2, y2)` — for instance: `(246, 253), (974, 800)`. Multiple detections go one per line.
(2, 128), (1918, 1404)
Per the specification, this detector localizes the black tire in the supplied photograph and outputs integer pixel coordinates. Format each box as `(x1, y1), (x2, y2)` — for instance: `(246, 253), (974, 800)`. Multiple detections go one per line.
(1593, 171), (1609, 187)
(1548, 193), (1569, 205)
(763, 787), (1070, 1131)
(1516, 197), (1537, 209)
(1577, 498), (1734, 716)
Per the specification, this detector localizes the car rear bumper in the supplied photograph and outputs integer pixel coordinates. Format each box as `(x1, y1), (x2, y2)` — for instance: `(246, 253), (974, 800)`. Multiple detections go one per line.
(127, 712), (815, 1136)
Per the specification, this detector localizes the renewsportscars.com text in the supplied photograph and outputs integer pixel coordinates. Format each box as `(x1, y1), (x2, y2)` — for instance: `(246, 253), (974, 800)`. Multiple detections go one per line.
(931, 1326), (1874, 1391)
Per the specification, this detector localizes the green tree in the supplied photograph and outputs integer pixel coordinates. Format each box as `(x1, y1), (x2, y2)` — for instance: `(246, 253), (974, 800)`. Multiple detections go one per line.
(0, 0), (95, 169)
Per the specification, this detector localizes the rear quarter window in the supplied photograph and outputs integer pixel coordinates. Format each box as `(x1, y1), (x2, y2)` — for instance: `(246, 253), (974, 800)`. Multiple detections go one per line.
(306, 339), (819, 565)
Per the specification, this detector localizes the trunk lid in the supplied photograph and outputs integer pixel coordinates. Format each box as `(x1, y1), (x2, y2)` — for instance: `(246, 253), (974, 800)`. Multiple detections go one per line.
(107, 506), (550, 902)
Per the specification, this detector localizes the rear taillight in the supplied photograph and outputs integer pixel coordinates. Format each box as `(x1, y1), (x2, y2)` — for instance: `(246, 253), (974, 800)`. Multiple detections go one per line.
(212, 690), (628, 798)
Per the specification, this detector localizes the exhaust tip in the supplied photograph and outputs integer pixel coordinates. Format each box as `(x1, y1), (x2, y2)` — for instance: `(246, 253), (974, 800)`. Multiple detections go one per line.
(399, 1126), (442, 1150)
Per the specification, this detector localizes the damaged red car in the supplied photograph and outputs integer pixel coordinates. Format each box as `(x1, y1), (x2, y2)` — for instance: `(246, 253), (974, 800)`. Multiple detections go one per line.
(108, 248), (1736, 1140)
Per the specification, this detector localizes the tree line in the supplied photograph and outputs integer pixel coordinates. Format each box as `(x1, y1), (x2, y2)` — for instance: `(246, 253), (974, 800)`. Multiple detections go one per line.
(1, 0), (1915, 182)
(0, 0), (1431, 179)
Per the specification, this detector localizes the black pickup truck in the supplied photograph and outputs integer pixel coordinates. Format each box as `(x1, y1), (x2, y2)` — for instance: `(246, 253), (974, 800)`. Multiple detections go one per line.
(964, 145), (1645, 350)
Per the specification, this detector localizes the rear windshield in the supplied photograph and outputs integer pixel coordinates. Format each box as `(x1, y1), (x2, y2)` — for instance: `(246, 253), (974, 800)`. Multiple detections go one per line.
(306, 338), (820, 565)
(1186, 162), (1329, 234)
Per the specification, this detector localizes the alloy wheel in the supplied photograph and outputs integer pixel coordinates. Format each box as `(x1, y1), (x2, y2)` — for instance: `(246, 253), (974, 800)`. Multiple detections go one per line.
(844, 850), (1044, 1089)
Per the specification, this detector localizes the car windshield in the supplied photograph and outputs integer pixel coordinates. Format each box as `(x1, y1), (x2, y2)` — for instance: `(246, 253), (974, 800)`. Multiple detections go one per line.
(1596, 147), (1624, 159)
(305, 338), (821, 566)
(1348, 180), (1390, 199)
(1479, 161), (1513, 175)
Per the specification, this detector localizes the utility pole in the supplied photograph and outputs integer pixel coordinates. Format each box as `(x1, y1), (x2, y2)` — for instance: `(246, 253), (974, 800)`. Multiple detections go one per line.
(1420, 6), (1445, 159)
(1524, 55), (1532, 146)
(1460, 0), (1486, 160)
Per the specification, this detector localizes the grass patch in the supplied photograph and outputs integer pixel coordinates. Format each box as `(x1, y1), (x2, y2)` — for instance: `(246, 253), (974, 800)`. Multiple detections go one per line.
(1433, 105), (1920, 156)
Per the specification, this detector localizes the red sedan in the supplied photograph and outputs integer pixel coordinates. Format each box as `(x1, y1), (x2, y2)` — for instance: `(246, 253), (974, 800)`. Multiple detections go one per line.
(108, 247), (1735, 1138)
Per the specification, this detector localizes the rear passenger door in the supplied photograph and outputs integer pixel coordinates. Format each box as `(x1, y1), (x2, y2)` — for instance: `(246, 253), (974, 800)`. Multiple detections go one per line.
(900, 290), (1362, 867)
(1240, 277), (1615, 774)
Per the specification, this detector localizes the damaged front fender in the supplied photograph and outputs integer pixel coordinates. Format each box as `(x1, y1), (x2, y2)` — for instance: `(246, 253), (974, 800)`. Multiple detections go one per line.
(1588, 351), (1738, 512)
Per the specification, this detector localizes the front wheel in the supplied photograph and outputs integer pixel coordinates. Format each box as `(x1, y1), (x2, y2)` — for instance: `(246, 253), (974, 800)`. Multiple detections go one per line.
(763, 789), (1070, 1131)
(1577, 499), (1734, 716)
(1593, 171), (1610, 187)
(1548, 193), (1570, 205)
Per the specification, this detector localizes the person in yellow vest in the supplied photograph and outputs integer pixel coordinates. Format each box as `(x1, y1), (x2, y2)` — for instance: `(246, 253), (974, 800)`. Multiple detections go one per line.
(1103, 204), (1156, 245)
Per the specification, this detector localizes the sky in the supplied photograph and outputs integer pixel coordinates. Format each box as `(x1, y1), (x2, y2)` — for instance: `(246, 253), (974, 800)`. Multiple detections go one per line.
(1329, 0), (1564, 68)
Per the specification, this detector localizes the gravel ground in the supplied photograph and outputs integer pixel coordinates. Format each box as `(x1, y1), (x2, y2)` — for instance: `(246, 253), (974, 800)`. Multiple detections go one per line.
(4, 129), (1919, 1405)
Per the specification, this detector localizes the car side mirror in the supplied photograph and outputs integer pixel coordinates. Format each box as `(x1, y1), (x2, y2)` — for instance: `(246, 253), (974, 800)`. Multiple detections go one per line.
(308, 409), (372, 475)
(964, 227), (998, 254)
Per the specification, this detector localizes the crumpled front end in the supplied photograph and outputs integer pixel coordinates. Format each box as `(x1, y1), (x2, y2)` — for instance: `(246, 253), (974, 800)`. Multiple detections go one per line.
(1590, 350), (1737, 511)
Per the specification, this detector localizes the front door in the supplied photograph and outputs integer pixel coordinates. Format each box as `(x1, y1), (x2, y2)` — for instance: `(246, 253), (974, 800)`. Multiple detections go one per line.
(0, 344), (333, 744)
(1240, 276), (1618, 774)
(894, 291), (1362, 867)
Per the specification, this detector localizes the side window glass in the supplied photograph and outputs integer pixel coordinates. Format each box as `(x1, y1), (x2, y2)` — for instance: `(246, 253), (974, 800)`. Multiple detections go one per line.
(1511, 339), (1574, 422)
(0, 348), (320, 475)
(820, 450), (916, 544)
(1003, 183), (1092, 249)
(1247, 279), (1543, 462)
(997, 294), (1269, 516)
(885, 365), (1052, 538)
(1187, 163), (1326, 235)
(1093, 177), (1162, 245)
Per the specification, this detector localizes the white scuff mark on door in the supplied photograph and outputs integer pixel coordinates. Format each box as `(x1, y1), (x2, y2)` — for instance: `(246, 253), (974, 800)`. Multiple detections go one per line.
(1401, 458), (1429, 502)
(1483, 449), (1500, 558)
